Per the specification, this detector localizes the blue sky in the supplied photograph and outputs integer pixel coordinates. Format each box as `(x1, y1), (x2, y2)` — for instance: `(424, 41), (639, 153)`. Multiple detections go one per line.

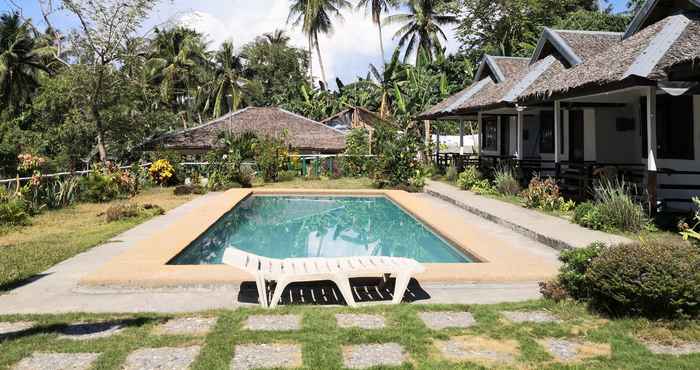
(1, 0), (632, 86)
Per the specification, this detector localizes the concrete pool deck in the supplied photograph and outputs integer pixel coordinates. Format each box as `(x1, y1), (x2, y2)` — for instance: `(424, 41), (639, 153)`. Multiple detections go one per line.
(79, 188), (560, 288)
(0, 191), (559, 314)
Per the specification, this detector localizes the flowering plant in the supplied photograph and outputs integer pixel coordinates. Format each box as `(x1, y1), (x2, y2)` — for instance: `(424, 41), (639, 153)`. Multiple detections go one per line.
(149, 159), (175, 185)
(17, 153), (46, 172)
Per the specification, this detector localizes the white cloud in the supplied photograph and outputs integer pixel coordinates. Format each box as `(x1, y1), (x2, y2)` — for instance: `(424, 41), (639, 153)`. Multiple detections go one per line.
(143, 0), (459, 89)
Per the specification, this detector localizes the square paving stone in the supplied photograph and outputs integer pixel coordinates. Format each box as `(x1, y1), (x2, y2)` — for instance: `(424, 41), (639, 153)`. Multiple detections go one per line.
(13, 352), (99, 370)
(538, 338), (610, 362)
(501, 310), (561, 323)
(435, 336), (519, 365)
(343, 343), (407, 369)
(58, 322), (124, 340)
(644, 341), (700, 356)
(243, 315), (301, 331)
(231, 343), (302, 370)
(123, 346), (201, 370)
(0, 321), (34, 338)
(335, 314), (385, 329)
(419, 311), (475, 330)
(155, 317), (217, 336)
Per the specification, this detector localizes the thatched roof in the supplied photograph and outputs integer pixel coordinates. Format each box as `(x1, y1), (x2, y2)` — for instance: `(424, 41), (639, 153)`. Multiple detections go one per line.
(321, 106), (389, 132)
(148, 107), (347, 153)
(519, 13), (700, 103)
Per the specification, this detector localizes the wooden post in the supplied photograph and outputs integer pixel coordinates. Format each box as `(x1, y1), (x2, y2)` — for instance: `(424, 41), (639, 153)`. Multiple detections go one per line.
(477, 112), (483, 155)
(646, 86), (658, 214)
(424, 120), (432, 163)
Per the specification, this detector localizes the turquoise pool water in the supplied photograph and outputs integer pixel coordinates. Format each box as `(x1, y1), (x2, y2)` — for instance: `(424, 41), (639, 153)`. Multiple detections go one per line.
(170, 195), (472, 264)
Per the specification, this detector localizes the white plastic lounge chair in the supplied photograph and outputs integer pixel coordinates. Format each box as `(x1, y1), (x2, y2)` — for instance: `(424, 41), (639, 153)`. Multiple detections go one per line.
(222, 248), (425, 308)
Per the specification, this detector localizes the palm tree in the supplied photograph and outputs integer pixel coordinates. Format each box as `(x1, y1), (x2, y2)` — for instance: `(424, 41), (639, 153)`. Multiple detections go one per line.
(287, 0), (351, 88)
(0, 12), (56, 114)
(385, 0), (457, 64)
(263, 29), (291, 46)
(200, 41), (251, 117)
(356, 0), (397, 63)
(145, 27), (209, 121)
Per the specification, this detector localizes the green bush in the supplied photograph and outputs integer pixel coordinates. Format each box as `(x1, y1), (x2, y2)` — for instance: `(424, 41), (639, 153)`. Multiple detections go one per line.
(254, 135), (287, 182)
(43, 177), (81, 209)
(342, 128), (370, 176)
(0, 190), (30, 227)
(681, 197), (700, 243)
(522, 175), (564, 211)
(80, 171), (119, 203)
(369, 124), (420, 188)
(173, 185), (206, 196)
(104, 203), (165, 222)
(277, 170), (298, 182)
(573, 202), (604, 230)
(592, 179), (646, 232)
(586, 240), (700, 318)
(493, 165), (520, 195)
(556, 242), (605, 300)
(456, 166), (482, 190)
(445, 164), (458, 182)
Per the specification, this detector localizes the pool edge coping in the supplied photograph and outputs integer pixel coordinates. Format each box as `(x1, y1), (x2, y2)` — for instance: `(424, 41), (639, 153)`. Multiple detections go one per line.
(79, 188), (559, 288)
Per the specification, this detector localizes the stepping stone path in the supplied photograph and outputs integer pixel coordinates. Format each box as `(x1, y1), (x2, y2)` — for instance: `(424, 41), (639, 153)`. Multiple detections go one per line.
(244, 315), (301, 331)
(123, 346), (201, 370)
(13, 352), (99, 370)
(435, 336), (519, 365)
(231, 343), (302, 370)
(156, 317), (217, 336)
(644, 341), (700, 356)
(58, 322), (124, 340)
(0, 321), (34, 338)
(343, 343), (407, 369)
(335, 314), (385, 329)
(419, 311), (475, 330)
(501, 310), (560, 323)
(538, 338), (611, 362)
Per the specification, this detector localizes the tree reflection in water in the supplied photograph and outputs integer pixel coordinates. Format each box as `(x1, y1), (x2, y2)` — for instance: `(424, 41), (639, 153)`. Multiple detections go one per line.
(170, 196), (471, 264)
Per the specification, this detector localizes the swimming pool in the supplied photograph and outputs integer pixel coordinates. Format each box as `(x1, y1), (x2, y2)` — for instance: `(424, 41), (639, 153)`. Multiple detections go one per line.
(170, 195), (472, 264)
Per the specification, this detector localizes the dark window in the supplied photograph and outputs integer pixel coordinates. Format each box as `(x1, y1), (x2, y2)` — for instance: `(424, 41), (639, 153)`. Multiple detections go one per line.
(540, 111), (554, 153)
(482, 118), (498, 151)
(640, 95), (695, 160)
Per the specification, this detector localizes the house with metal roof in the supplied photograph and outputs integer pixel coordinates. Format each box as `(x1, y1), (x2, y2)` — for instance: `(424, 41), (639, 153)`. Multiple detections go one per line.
(418, 0), (700, 210)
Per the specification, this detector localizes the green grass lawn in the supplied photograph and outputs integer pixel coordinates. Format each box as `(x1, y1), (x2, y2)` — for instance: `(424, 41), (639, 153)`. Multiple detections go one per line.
(1, 300), (699, 369)
(0, 187), (198, 291)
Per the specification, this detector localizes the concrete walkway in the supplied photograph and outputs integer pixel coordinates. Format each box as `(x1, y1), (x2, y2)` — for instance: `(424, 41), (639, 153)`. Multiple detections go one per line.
(0, 191), (557, 314)
(426, 180), (631, 250)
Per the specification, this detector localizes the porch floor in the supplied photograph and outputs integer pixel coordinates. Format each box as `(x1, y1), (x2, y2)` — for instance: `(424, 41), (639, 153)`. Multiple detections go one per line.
(425, 180), (631, 250)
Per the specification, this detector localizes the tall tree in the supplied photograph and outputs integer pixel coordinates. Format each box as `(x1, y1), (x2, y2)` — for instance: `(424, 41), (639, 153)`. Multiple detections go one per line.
(356, 0), (397, 63)
(263, 29), (291, 46)
(62, 0), (155, 162)
(385, 0), (458, 64)
(287, 0), (351, 88)
(367, 48), (407, 118)
(200, 41), (251, 117)
(145, 26), (208, 124)
(0, 12), (56, 115)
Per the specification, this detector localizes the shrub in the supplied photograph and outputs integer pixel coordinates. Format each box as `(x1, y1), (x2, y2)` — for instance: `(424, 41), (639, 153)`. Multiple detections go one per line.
(369, 125), (420, 188)
(343, 128), (370, 176)
(539, 280), (569, 302)
(557, 242), (605, 300)
(104, 203), (165, 222)
(173, 185), (206, 196)
(254, 135), (287, 182)
(573, 202), (604, 230)
(277, 170), (298, 182)
(493, 165), (520, 196)
(681, 197), (700, 243)
(445, 164), (458, 182)
(149, 159), (175, 185)
(592, 179), (646, 232)
(456, 166), (482, 190)
(44, 177), (81, 209)
(471, 179), (496, 195)
(586, 240), (700, 318)
(0, 189), (30, 227)
(80, 170), (119, 202)
(522, 175), (564, 211)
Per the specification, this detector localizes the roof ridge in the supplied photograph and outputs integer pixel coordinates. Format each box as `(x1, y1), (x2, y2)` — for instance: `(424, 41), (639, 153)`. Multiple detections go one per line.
(550, 29), (623, 35)
(277, 107), (348, 135)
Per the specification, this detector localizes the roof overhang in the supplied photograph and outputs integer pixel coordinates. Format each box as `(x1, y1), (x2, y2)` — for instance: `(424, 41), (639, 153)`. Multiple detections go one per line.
(474, 55), (506, 83)
(623, 0), (700, 39)
(530, 28), (583, 67)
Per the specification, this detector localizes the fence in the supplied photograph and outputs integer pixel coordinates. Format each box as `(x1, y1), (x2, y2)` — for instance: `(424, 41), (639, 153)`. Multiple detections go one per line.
(0, 155), (378, 185)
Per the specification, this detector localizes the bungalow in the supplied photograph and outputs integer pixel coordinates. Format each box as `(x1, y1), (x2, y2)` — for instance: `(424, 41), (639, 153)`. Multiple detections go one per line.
(145, 107), (347, 155)
(418, 0), (700, 210)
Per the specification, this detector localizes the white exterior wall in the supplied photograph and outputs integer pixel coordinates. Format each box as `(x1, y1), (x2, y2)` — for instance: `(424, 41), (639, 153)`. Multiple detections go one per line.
(594, 105), (640, 164)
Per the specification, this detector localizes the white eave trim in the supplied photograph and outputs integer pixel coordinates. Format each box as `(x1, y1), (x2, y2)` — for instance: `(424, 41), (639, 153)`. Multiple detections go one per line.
(503, 55), (557, 103)
(530, 27), (583, 67)
(475, 55), (506, 83)
(441, 78), (492, 113)
(624, 0), (700, 39)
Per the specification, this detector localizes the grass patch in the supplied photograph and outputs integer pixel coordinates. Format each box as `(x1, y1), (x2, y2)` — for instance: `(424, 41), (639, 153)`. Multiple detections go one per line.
(0, 187), (197, 291)
(1, 301), (700, 369)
